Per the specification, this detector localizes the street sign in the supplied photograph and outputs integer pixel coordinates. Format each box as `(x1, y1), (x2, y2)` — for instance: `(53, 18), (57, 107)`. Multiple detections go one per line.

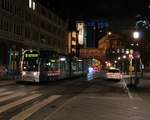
(129, 54), (133, 59)
(129, 49), (133, 54)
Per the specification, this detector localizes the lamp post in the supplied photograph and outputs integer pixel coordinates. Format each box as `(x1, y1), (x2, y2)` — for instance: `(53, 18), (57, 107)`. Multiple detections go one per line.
(122, 55), (127, 73)
(132, 31), (140, 87)
(129, 49), (134, 85)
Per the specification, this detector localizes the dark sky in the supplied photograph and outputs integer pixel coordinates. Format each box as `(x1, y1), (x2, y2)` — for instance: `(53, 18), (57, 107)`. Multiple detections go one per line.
(37, 0), (146, 20)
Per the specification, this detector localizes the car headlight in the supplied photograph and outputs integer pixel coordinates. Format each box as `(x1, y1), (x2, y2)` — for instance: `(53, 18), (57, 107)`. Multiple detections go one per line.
(22, 71), (26, 76)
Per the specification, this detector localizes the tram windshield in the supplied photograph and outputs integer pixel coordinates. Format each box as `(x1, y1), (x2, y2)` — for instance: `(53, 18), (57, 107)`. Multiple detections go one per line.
(22, 51), (39, 71)
(23, 58), (39, 71)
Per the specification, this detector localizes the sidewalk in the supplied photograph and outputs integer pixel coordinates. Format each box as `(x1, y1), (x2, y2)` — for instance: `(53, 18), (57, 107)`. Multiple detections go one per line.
(124, 72), (150, 88)
(0, 74), (17, 81)
(45, 95), (150, 120)
(138, 73), (150, 88)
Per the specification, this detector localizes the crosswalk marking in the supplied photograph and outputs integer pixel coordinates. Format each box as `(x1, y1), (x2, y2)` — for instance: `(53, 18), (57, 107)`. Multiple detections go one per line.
(0, 81), (15, 86)
(0, 92), (26, 103)
(44, 96), (76, 120)
(0, 88), (8, 93)
(10, 95), (61, 120)
(0, 93), (41, 113)
(0, 91), (15, 97)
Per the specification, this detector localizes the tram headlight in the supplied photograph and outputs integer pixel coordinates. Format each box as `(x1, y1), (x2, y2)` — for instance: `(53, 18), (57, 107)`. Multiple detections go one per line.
(33, 72), (38, 76)
(22, 71), (26, 76)
(88, 67), (94, 74)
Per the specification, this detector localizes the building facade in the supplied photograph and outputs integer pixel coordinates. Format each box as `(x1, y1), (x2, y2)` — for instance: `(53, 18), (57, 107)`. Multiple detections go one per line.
(0, 0), (68, 73)
(68, 31), (77, 56)
(86, 19), (109, 48)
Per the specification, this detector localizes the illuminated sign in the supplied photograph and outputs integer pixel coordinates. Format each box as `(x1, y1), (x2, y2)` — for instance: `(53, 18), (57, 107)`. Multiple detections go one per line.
(25, 54), (39, 58)
(51, 60), (56, 62)
(76, 22), (84, 45)
(29, 0), (36, 11)
(80, 49), (101, 58)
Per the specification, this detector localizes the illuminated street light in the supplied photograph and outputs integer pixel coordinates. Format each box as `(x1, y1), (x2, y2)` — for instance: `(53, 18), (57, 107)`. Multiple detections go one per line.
(132, 31), (140, 87)
(133, 31), (140, 39)
(117, 57), (121, 60)
(114, 60), (117, 63)
(125, 50), (129, 54)
(108, 32), (112, 35)
(123, 55), (127, 59)
(59, 57), (66, 61)
(131, 43), (134, 46)
(136, 43), (139, 46)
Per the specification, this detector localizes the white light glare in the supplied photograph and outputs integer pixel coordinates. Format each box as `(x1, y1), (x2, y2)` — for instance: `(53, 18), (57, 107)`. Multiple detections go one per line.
(33, 72), (38, 76)
(59, 58), (66, 61)
(23, 66), (27, 69)
(108, 32), (112, 35)
(29, 0), (32, 8)
(22, 71), (26, 76)
(78, 59), (83, 62)
(88, 67), (94, 73)
(126, 50), (129, 54)
(123, 55), (127, 59)
(33, 2), (35, 10)
(118, 57), (121, 60)
(133, 31), (140, 39)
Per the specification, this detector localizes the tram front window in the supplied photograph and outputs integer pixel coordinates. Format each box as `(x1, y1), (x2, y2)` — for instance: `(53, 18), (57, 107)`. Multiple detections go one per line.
(23, 59), (39, 71)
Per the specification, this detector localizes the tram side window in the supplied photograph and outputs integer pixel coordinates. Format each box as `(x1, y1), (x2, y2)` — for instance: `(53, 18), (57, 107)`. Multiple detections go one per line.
(71, 61), (77, 72)
(41, 59), (59, 71)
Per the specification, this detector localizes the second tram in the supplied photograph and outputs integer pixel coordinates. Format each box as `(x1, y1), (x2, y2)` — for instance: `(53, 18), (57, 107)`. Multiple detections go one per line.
(20, 50), (84, 82)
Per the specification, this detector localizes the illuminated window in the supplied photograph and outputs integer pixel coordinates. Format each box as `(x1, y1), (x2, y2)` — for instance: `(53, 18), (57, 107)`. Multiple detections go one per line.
(29, 0), (32, 8)
(72, 41), (76, 45)
(33, 2), (35, 11)
(72, 48), (76, 52)
(29, 0), (36, 11)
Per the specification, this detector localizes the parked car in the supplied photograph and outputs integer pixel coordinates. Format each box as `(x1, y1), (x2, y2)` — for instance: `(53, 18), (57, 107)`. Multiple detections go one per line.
(105, 68), (122, 80)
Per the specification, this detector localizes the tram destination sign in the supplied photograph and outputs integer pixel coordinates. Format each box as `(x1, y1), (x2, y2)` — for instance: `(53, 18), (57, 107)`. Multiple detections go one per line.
(24, 54), (39, 58)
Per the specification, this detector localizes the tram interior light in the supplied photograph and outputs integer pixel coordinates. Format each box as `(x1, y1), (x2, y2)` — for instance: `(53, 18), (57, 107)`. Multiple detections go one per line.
(77, 59), (83, 62)
(51, 60), (56, 62)
(59, 57), (66, 61)
(46, 62), (51, 66)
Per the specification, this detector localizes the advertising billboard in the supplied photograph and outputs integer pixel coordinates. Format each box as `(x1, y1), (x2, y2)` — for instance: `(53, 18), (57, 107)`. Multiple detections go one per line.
(76, 22), (85, 45)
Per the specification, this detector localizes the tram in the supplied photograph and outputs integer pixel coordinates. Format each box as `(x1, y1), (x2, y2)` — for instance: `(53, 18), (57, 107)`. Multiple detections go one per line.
(20, 50), (84, 82)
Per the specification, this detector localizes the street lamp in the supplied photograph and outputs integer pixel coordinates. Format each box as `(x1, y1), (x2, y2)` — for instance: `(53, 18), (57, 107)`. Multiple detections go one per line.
(117, 57), (121, 60)
(108, 31), (112, 36)
(123, 55), (127, 59)
(122, 55), (127, 73)
(132, 31), (140, 87)
(133, 31), (140, 39)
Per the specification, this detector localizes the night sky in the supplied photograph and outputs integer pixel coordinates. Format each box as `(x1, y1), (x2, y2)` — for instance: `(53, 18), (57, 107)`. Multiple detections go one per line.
(37, 0), (146, 19)
(37, 0), (148, 30)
